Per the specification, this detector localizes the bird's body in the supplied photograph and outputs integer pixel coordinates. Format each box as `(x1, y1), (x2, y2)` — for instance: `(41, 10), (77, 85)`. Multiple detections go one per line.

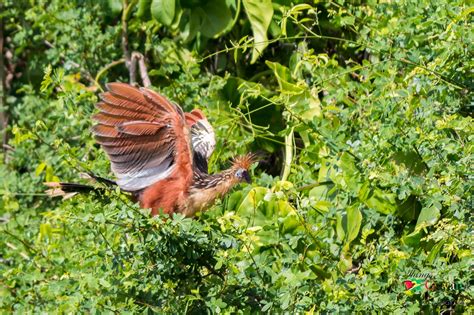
(46, 83), (254, 217)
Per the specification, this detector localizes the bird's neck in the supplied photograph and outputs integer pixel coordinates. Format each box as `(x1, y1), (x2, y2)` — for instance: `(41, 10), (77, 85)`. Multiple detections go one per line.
(192, 168), (234, 189)
(186, 169), (237, 216)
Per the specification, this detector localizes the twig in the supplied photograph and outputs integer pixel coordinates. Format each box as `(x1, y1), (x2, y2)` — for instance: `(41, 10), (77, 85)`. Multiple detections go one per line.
(296, 181), (333, 192)
(95, 58), (126, 85)
(200, 34), (368, 62)
(399, 58), (467, 91)
(3, 229), (38, 255)
(0, 192), (49, 196)
(134, 299), (160, 312)
(243, 242), (265, 283)
(43, 40), (100, 89)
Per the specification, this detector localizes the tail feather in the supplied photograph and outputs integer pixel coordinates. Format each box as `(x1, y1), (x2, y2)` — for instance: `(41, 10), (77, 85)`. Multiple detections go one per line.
(44, 182), (103, 199)
(45, 171), (118, 200)
(79, 172), (117, 187)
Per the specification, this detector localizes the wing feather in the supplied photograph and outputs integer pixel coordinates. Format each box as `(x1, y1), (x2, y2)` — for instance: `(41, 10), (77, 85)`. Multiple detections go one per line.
(116, 121), (168, 136)
(93, 82), (193, 191)
(185, 110), (216, 163)
(99, 93), (158, 115)
(96, 102), (157, 121)
(92, 112), (131, 126)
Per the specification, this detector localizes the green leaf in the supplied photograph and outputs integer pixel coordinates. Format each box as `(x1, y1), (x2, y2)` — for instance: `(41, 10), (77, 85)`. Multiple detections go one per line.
(309, 184), (333, 213)
(40, 64), (53, 93)
(266, 61), (304, 93)
(236, 187), (270, 226)
(151, 0), (176, 26)
(107, 0), (123, 16)
(180, 9), (203, 42)
(340, 152), (361, 193)
(416, 206), (440, 227)
(262, 302), (273, 312)
(318, 159), (332, 183)
(227, 190), (243, 210)
(426, 240), (445, 264)
(402, 229), (423, 247)
(362, 188), (397, 215)
(392, 150), (427, 175)
(345, 205), (362, 245)
(137, 0), (152, 20)
(35, 162), (47, 176)
(243, 0), (273, 63)
(200, 0), (232, 38)
(340, 16), (355, 26)
(336, 213), (345, 242)
(338, 252), (352, 273)
(38, 223), (53, 241)
(396, 195), (422, 221)
(99, 278), (112, 288)
(278, 201), (302, 235)
(288, 90), (322, 121)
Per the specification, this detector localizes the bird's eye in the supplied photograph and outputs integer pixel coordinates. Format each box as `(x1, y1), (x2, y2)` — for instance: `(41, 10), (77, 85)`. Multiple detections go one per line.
(235, 169), (251, 183)
(235, 169), (244, 178)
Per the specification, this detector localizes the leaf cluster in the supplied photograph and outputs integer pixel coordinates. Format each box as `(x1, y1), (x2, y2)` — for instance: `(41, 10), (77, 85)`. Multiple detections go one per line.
(0, 0), (472, 313)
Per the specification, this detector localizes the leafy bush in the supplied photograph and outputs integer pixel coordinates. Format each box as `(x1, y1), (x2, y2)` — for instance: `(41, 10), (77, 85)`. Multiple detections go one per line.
(1, 0), (472, 313)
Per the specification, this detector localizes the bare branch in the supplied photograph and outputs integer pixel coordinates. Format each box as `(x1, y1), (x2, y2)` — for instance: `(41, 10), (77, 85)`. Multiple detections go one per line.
(129, 51), (137, 86)
(132, 52), (151, 88)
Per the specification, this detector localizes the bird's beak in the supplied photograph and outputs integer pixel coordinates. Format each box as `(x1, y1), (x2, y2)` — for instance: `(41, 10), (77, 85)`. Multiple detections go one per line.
(244, 172), (251, 184)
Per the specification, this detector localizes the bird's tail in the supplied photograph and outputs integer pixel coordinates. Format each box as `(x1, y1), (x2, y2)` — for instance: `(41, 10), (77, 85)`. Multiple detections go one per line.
(44, 182), (98, 199)
(44, 173), (117, 199)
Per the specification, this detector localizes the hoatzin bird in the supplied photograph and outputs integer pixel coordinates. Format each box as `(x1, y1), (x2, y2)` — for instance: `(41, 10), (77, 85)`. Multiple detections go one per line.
(46, 83), (255, 217)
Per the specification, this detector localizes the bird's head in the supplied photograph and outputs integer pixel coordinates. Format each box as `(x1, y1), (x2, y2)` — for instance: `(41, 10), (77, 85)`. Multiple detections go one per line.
(234, 168), (251, 183)
(231, 153), (256, 184)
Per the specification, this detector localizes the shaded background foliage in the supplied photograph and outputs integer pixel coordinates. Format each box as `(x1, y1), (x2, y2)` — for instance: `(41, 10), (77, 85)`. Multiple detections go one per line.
(0, 0), (472, 313)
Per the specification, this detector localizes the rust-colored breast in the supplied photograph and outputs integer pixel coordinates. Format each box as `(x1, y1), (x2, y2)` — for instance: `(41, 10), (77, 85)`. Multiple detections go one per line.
(139, 118), (194, 216)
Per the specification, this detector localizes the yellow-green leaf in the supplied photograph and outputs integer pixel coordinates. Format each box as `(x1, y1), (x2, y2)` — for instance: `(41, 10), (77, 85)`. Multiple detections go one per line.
(243, 0), (273, 63)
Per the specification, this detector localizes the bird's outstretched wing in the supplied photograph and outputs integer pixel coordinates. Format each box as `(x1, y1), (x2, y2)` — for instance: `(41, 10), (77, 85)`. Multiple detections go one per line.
(92, 83), (193, 191)
(185, 109), (216, 174)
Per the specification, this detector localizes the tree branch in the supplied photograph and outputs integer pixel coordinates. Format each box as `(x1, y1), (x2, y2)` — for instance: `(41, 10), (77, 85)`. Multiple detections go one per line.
(132, 52), (151, 87)
(121, 0), (133, 83)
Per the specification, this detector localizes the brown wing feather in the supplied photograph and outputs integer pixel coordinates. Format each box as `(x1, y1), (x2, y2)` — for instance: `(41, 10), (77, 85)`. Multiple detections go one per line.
(93, 82), (193, 192)
(95, 102), (157, 121)
(116, 121), (167, 136)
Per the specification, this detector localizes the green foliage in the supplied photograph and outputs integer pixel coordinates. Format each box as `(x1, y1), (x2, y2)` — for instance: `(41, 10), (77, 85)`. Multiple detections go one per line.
(1, 0), (473, 313)
(151, 0), (175, 26)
